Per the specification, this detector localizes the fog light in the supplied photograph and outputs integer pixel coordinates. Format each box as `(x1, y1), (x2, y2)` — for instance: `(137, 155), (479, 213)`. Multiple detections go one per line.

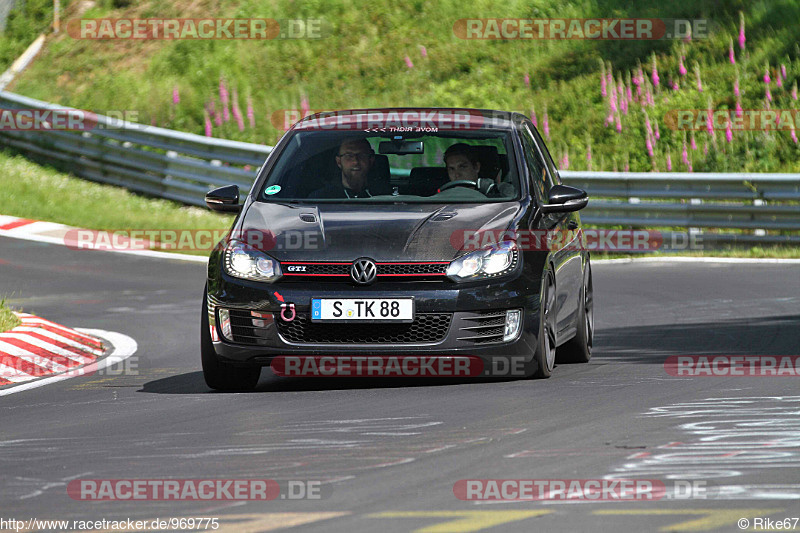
(218, 308), (233, 341)
(504, 309), (522, 342)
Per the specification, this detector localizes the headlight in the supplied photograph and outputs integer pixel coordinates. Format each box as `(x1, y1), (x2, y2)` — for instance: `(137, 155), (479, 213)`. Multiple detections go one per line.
(223, 240), (282, 282)
(446, 240), (519, 282)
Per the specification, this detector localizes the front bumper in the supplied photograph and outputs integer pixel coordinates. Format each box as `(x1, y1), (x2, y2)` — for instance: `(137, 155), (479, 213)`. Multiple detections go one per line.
(206, 272), (542, 367)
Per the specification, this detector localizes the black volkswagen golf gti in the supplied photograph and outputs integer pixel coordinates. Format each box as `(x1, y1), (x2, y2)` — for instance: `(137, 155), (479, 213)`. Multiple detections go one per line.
(202, 108), (593, 390)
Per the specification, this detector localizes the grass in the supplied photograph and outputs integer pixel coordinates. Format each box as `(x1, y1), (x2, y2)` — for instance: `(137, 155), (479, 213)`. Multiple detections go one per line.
(0, 149), (235, 255)
(0, 298), (21, 333)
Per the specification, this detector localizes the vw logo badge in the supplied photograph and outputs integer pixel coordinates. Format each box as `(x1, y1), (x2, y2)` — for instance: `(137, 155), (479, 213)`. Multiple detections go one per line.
(350, 258), (377, 284)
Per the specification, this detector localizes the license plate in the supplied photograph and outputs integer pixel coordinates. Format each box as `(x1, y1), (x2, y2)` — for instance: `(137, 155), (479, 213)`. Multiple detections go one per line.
(311, 298), (414, 322)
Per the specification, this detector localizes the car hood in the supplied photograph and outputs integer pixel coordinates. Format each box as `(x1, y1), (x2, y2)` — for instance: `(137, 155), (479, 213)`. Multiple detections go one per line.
(239, 201), (521, 262)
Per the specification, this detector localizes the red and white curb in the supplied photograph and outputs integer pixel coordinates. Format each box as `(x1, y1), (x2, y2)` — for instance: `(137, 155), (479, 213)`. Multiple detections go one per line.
(0, 312), (138, 396)
(0, 215), (206, 263)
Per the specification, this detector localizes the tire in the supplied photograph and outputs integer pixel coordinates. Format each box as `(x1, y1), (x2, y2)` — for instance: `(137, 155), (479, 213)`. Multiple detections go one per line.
(201, 287), (261, 391)
(557, 263), (593, 364)
(527, 270), (557, 379)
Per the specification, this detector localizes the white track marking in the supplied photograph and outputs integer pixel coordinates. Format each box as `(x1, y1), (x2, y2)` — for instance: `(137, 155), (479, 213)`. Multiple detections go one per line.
(0, 228), (207, 262)
(595, 256), (800, 264)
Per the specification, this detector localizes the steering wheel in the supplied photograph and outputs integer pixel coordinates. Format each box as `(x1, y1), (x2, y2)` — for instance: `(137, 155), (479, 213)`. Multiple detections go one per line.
(439, 180), (479, 192)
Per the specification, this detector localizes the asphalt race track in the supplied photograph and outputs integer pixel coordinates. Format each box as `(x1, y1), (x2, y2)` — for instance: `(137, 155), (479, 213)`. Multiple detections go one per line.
(1, 234), (799, 532)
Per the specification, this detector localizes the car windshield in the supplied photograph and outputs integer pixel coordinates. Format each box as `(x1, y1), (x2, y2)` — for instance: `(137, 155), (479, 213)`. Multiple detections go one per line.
(257, 130), (520, 203)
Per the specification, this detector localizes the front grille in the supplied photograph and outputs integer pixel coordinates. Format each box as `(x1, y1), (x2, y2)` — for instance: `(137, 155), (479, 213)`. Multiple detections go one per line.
(457, 310), (507, 345)
(227, 309), (273, 346)
(281, 261), (448, 281)
(277, 313), (452, 344)
(377, 263), (447, 275)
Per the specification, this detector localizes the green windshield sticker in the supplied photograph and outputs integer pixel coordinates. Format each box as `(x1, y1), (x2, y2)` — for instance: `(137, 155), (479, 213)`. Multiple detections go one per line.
(265, 185), (281, 195)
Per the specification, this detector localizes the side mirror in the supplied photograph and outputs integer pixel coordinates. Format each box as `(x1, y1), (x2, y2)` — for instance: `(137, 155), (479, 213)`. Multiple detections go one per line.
(205, 185), (242, 213)
(541, 184), (588, 213)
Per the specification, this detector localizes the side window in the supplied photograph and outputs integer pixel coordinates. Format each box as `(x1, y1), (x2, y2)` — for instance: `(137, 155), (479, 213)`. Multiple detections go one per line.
(527, 124), (559, 189)
(518, 125), (547, 202)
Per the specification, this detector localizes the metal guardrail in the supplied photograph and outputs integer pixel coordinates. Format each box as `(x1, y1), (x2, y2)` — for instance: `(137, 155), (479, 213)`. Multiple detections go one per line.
(0, 0), (17, 32)
(560, 170), (800, 244)
(0, 90), (798, 245)
(0, 91), (271, 206)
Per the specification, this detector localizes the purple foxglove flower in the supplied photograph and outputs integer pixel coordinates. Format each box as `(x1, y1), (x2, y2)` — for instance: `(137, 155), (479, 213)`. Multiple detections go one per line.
(667, 153), (672, 170)
(691, 133), (697, 150)
(703, 142), (709, 155)
(524, 73), (530, 87)
(543, 108), (550, 139)
(172, 86), (179, 105)
(681, 142), (689, 166)
(679, 57), (687, 76)
(766, 87), (772, 102)
(792, 129), (799, 144)
(736, 100), (743, 118)
(646, 136), (653, 157)
(651, 56), (660, 87)
(247, 97), (255, 128)
(781, 64), (787, 78)
(738, 12), (745, 50)
(204, 111), (212, 137)
(616, 114), (622, 132)
(530, 107), (537, 127)
(655, 123), (660, 140)
(404, 56), (414, 68)
(764, 68), (771, 84)
(233, 102), (244, 132)
(420, 45), (427, 58)
(219, 78), (230, 121)
(214, 110), (222, 127)
(725, 123), (733, 143)
(777, 74), (783, 88)
(793, 82), (798, 100)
